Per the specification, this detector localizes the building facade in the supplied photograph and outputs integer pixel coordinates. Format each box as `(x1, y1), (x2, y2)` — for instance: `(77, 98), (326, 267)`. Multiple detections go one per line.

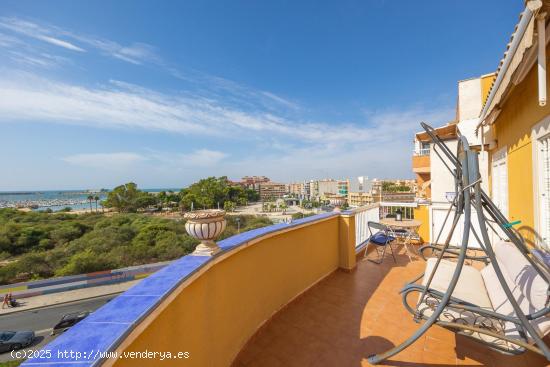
(348, 192), (373, 207)
(258, 182), (287, 201)
(479, 2), (550, 248)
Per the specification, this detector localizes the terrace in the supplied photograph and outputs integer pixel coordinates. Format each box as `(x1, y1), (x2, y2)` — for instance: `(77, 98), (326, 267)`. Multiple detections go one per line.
(19, 203), (550, 367)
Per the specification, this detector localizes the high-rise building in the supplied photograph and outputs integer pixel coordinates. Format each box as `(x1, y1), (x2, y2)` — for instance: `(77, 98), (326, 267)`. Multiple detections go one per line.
(258, 182), (287, 201)
(337, 180), (349, 196)
(348, 176), (372, 193)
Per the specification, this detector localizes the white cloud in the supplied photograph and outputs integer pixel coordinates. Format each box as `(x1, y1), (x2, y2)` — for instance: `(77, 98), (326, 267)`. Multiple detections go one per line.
(36, 35), (85, 52)
(62, 149), (227, 173)
(0, 72), (454, 148)
(0, 17), (85, 52)
(0, 17), (300, 114)
(177, 149), (227, 167)
(0, 17), (163, 65)
(62, 152), (145, 168)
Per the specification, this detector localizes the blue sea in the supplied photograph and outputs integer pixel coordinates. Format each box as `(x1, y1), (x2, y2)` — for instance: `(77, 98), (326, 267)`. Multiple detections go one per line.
(0, 188), (179, 212)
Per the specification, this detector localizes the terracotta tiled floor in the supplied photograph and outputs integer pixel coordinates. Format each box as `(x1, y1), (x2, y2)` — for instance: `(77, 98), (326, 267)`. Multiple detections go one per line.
(233, 247), (550, 367)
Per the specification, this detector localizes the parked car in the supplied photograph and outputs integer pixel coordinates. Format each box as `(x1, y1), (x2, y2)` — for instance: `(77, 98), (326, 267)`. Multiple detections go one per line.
(51, 311), (91, 335)
(0, 331), (34, 352)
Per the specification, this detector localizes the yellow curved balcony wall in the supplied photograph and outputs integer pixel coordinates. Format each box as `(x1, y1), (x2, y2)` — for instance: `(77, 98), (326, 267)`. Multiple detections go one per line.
(106, 214), (356, 367)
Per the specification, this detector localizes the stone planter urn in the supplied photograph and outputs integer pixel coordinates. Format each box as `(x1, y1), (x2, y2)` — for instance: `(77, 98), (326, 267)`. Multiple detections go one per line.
(184, 209), (227, 256)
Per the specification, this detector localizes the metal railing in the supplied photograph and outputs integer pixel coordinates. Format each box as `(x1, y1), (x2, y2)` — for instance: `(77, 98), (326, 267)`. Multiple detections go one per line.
(352, 202), (420, 248)
(352, 203), (380, 248)
(380, 202), (417, 220)
(413, 148), (430, 156)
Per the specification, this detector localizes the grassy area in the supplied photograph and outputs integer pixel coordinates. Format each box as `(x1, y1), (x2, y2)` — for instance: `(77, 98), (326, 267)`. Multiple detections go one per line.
(0, 360), (23, 367)
(0, 209), (272, 285)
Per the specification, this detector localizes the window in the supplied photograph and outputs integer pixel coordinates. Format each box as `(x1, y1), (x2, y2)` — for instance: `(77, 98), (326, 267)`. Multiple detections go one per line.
(538, 135), (550, 247)
(0, 332), (15, 341)
(491, 148), (508, 217)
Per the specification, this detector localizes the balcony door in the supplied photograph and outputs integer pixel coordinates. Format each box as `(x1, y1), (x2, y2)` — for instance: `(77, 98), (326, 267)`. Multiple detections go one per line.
(491, 148), (508, 218)
(537, 135), (550, 247)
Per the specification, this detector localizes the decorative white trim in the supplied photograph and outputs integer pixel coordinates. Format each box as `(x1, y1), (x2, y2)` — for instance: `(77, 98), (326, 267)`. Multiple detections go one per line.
(531, 115), (550, 248)
(491, 146), (509, 217)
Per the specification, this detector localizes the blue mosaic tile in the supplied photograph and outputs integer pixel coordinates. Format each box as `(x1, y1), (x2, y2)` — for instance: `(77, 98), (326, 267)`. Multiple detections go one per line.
(24, 211), (339, 365)
(22, 321), (128, 365)
(83, 294), (159, 324)
(123, 256), (209, 297)
(218, 212), (337, 251)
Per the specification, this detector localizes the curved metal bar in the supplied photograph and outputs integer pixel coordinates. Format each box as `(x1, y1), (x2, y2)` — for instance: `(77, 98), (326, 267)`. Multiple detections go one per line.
(423, 121), (550, 287)
(401, 286), (482, 318)
(367, 135), (473, 365)
(471, 148), (550, 360)
(370, 123), (550, 363)
(436, 322), (539, 355)
(419, 244), (490, 263)
(414, 210), (462, 312)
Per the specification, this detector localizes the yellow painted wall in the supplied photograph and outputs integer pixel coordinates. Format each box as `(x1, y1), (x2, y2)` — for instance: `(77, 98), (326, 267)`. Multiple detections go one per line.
(489, 43), (550, 245)
(412, 154), (430, 170)
(480, 73), (496, 106)
(338, 214), (356, 270)
(413, 205), (430, 243)
(108, 215), (351, 367)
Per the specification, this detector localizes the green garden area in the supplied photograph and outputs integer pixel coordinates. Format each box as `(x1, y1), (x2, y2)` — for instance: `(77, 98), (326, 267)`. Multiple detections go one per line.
(0, 209), (271, 285)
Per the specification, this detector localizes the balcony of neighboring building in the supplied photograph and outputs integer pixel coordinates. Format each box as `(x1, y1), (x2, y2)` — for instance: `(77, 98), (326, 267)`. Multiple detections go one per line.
(412, 148), (430, 174)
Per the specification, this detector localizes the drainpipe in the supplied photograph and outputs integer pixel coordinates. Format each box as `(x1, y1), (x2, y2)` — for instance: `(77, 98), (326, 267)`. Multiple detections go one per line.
(538, 12), (547, 106)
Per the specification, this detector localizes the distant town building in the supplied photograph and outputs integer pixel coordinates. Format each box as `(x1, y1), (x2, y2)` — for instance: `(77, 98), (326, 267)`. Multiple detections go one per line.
(348, 192), (374, 207)
(348, 176), (372, 193)
(337, 180), (349, 196)
(231, 176), (285, 200)
(310, 179), (339, 199)
(374, 191), (415, 203)
(238, 176), (271, 192)
(287, 182), (304, 197)
(258, 182), (287, 201)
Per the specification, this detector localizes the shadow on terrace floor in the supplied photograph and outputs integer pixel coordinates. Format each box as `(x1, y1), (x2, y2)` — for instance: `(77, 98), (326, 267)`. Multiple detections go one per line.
(232, 245), (550, 367)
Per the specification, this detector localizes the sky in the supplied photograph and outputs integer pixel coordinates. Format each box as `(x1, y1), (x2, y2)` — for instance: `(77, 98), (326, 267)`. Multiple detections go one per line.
(0, 0), (524, 190)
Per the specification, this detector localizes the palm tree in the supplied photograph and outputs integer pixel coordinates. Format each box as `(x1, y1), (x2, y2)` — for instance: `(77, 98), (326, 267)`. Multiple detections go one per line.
(87, 195), (94, 212)
(94, 195), (99, 212)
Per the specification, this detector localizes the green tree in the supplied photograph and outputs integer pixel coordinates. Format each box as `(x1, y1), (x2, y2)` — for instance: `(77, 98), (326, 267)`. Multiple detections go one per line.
(223, 201), (236, 212)
(245, 189), (259, 203)
(102, 183), (157, 212)
(94, 195), (100, 212)
(87, 195), (94, 212)
(56, 249), (116, 276)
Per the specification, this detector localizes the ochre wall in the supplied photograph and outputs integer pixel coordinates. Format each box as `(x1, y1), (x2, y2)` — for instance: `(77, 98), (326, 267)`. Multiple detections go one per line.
(412, 154), (430, 170)
(415, 172), (431, 199)
(413, 204), (430, 243)
(108, 216), (348, 367)
(481, 73), (496, 106)
(489, 44), (550, 245)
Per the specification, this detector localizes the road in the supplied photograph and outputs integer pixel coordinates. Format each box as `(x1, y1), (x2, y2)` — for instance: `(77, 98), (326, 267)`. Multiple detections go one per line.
(0, 295), (117, 362)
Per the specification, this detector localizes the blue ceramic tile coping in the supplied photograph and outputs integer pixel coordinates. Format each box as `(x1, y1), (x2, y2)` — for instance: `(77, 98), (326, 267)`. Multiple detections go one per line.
(21, 211), (338, 366)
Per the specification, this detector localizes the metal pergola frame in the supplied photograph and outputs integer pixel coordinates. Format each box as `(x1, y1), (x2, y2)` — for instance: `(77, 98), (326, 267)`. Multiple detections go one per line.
(368, 122), (550, 364)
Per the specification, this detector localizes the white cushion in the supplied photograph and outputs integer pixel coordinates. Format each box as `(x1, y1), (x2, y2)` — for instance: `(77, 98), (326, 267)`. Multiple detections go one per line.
(482, 244), (550, 339)
(493, 241), (548, 310)
(418, 243), (550, 351)
(481, 264), (523, 341)
(420, 258), (517, 351)
(422, 258), (492, 309)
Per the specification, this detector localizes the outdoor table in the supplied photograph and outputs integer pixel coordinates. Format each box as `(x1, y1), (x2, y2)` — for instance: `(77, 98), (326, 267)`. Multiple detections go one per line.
(380, 218), (422, 261)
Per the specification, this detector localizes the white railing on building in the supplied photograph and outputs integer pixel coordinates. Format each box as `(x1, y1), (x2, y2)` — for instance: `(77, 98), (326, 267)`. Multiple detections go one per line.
(352, 203), (380, 248)
(413, 148), (430, 156)
(379, 201), (418, 220)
